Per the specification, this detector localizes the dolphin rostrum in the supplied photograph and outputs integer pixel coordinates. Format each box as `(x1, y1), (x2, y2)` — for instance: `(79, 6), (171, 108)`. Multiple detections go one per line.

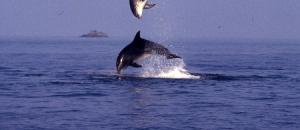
(129, 0), (156, 19)
(116, 31), (181, 74)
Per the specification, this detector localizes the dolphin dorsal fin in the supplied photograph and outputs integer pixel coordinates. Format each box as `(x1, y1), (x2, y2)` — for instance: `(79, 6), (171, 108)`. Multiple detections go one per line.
(134, 31), (141, 41)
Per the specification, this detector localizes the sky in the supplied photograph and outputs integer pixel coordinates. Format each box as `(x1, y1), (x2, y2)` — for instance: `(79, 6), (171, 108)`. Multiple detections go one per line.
(0, 0), (299, 40)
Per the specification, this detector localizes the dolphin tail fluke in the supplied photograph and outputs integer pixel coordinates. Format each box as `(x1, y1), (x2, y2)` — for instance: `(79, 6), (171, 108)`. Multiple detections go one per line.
(167, 54), (181, 59)
(144, 2), (156, 9)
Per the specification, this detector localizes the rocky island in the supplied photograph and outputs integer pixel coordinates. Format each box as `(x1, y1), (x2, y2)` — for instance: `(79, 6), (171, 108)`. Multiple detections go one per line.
(81, 30), (108, 38)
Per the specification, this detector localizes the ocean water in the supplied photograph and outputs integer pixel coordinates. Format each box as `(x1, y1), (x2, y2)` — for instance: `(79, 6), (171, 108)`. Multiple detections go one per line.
(0, 37), (299, 130)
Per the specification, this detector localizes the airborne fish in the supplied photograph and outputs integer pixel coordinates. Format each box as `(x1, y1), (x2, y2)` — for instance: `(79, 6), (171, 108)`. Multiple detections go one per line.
(129, 0), (156, 19)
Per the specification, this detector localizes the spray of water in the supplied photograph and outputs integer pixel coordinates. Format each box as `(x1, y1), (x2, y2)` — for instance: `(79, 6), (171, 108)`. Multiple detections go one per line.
(136, 1), (197, 79)
(138, 55), (199, 79)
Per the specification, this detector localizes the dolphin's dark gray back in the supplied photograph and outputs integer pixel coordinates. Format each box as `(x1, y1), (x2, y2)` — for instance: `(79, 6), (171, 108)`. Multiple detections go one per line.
(142, 39), (171, 55)
(119, 31), (180, 58)
(135, 32), (180, 59)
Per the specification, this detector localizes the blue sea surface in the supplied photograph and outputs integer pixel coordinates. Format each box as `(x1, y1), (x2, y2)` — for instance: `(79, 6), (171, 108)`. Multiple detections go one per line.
(0, 37), (299, 130)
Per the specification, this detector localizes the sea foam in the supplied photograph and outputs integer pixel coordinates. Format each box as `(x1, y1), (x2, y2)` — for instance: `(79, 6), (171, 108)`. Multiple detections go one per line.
(138, 55), (199, 79)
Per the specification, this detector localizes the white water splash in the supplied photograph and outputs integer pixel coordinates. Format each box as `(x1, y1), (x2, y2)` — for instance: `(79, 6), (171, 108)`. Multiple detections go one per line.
(138, 55), (200, 79)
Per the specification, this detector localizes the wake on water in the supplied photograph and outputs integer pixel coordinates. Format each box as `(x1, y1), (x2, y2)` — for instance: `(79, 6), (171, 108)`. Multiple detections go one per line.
(136, 55), (200, 79)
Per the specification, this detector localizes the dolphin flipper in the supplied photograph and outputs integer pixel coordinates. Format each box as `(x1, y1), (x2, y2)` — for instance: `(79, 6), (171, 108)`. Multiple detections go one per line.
(167, 54), (181, 59)
(130, 62), (142, 68)
(144, 2), (156, 9)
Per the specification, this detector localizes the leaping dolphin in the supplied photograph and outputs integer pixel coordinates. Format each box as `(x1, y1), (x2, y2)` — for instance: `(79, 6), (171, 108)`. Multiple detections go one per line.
(129, 0), (156, 19)
(116, 31), (181, 74)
